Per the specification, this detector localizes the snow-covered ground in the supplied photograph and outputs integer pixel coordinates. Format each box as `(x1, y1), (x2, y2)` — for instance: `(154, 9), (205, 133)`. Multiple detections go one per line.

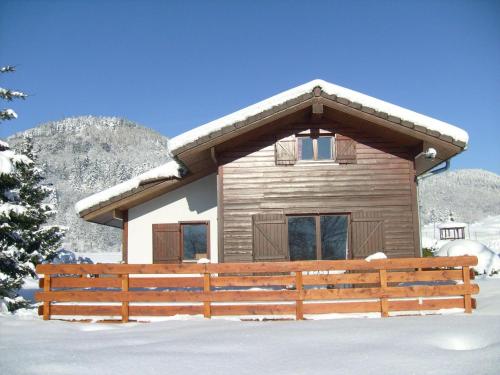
(469, 216), (500, 251)
(422, 214), (500, 252)
(1, 277), (499, 374)
(75, 251), (122, 263)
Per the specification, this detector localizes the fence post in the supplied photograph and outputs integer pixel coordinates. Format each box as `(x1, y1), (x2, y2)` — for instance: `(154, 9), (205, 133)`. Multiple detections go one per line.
(379, 269), (389, 317)
(121, 274), (129, 322)
(43, 274), (51, 321)
(462, 266), (472, 313)
(203, 272), (211, 318)
(295, 272), (304, 320)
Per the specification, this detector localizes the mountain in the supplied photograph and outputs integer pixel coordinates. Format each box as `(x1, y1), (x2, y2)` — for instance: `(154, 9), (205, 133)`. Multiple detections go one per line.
(7, 116), (171, 253)
(7, 117), (499, 253)
(419, 169), (500, 224)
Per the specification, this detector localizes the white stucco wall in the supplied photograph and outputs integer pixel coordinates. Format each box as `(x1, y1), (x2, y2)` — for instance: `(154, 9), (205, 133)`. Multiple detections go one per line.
(127, 173), (218, 264)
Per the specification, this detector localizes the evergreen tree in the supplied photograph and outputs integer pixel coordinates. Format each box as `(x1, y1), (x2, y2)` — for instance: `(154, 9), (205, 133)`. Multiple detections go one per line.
(1, 66), (64, 311)
(1, 137), (65, 311)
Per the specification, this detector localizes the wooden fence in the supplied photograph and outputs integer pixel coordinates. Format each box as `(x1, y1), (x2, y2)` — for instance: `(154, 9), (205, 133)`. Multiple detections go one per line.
(35, 256), (479, 322)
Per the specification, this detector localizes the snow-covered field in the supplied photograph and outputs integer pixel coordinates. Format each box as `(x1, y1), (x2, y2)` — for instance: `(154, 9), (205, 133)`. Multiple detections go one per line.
(1, 277), (499, 375)
(422, 214), (500, 252)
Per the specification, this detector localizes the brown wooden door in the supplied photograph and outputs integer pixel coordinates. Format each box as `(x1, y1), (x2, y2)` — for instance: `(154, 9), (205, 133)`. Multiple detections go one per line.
(152, 224), (181, 263)
(351, 212), (385, 258)
(253, 214), (289, 261)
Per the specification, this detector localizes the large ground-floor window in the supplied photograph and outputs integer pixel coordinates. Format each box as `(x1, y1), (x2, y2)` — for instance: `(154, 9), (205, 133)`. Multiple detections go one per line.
(288, 214), (348, 261)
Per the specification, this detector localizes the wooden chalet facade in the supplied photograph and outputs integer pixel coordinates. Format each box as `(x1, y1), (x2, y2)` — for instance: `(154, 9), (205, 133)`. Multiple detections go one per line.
(75, 80), (469, 264)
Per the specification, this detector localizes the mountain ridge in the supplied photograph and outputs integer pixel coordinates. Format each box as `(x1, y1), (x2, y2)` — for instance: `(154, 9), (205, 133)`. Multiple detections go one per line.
(7, 116), (171, 252)
(419, 168), (500, 224)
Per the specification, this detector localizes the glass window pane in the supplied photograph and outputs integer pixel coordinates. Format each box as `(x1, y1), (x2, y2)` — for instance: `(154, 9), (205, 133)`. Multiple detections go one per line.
(320, 215), (348, 260)
(298, 137), (314, 160)
(317, 137), (332, 160)
(182, 224), (208, 260)
(288, 216), (316, 260)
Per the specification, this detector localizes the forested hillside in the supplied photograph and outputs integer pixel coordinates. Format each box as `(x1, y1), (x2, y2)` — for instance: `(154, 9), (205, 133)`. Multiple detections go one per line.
(8, 116), (170, 252)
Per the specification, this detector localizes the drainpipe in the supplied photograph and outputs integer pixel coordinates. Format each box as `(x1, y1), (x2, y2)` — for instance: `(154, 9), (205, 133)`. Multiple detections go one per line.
(418, 160), (451, 181)
(415, 151), (451, 256)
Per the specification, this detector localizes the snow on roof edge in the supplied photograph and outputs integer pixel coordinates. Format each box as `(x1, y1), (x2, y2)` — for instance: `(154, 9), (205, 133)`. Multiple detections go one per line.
(169, 79), (469, 153)
(75, 160), (181, 215)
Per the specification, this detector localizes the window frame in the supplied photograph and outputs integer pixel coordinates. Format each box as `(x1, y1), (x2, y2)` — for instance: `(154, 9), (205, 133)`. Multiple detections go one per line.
(179, 221), (210, 263)
(296, 133), (335, 162)
(286, 213), (350, 261)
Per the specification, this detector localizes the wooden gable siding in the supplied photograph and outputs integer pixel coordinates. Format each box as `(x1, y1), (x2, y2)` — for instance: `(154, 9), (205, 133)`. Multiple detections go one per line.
(219, 118), (420, 263)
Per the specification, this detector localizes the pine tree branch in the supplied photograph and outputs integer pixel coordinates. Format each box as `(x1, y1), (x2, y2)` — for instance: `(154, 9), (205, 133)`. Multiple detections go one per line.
(0, 66), (16, 73)
(0, 88), (28, 101)
(0, 109), (18, 121)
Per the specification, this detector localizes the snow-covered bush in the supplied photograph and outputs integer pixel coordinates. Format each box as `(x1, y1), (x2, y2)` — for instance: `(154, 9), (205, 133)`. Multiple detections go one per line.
(50, 249), (92, 265)
(436, 239), (500, 275)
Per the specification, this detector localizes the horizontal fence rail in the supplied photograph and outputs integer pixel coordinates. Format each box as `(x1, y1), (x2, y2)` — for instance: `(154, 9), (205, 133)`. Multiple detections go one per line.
(35, 256), (479, 322)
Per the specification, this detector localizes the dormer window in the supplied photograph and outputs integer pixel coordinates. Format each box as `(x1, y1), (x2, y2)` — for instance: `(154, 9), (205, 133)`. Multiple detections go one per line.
(297, 136), (334, 161)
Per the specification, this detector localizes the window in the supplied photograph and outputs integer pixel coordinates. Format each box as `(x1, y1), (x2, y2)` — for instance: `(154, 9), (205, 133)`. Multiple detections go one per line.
(288, 214), (348, 261)
(275, 133), (356, 165)
(288, 216), (316, 260)
(181, 223), (209, 261)
(320, 215), (348, 260)
(297, 136), (333, 161)
(152, 222), (210, 264)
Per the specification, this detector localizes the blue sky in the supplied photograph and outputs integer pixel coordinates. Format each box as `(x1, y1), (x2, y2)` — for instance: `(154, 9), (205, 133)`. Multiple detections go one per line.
(1, 0), (499, 173)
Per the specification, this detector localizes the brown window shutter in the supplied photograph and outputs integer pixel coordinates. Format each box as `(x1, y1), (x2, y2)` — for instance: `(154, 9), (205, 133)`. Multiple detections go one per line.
(335, 134), (356, 164)
(152, 224), (181, 263)
(275, 139), (297, 165)
(253, 214), (289, 261)
(351, 212), (385, 259)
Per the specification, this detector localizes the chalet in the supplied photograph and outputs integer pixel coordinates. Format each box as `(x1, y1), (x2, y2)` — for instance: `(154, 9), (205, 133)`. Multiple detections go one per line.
(75, 79), (469, 264)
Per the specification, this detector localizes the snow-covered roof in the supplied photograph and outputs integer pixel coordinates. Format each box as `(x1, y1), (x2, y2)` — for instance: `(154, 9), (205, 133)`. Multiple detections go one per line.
(169, 79), (469, 154)
(438, 221), (467, 229)
(76, 79), (469, 217)
(75, 160), (181, 215)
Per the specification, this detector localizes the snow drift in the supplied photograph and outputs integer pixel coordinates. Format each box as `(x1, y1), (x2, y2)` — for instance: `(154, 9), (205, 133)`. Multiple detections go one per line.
(436, 239), (500, 275)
